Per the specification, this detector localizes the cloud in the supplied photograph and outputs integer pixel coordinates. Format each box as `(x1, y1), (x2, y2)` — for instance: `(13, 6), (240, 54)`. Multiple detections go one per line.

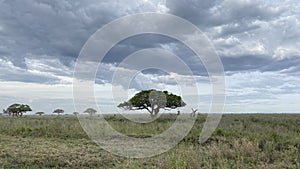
(0, 57), (73, 84)
(0, 0), (300, 113)
(225, 71), (300, 112)
(273, 46), (300, 60)
(270, 15), (300, 42)
(1, 0), (299, 75)
(212, 21), (261, 37)
(2, 70), (300, 114)
(166, 0), (286, 28)
(0, 81), (74, 113)
(0, 0), (167, 68)
(94, 61), (210, 90)
(165, 0), (300, 75)
(214, 37), (268, 57)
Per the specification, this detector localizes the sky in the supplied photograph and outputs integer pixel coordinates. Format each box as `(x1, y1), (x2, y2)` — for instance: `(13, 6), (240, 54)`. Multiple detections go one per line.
(0, 0), (300, 114)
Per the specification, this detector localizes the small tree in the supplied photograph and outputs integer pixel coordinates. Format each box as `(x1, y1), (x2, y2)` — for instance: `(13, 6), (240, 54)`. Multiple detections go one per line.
(53, 109), (64, 116)
(118, 89), (186, 118)
(190, 108), (198, 118)
(4, 103), (32, 117)
(36, 112), (45, 116)
(3, 109), (8, 115)
(83, 108), (97, 116)
(73, 112), (79, 115)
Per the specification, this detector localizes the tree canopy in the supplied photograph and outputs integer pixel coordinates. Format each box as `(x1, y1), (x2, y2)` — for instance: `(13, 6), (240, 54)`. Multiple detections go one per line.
(83, 108), (97, 116)
(53, 109), (64, 116)
(36, 112), (45, 116)
(4, 103), (32, 117)
(118, 89), (186, 118)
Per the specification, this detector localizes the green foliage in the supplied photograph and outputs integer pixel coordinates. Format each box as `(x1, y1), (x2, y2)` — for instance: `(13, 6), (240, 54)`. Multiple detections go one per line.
(0, 116), (87, 139)
(4, 103), (32, 117)
(83, 108), (97, 116)
(118, 89), (186, 118)
(35, 112), (45, 116)
(53, 109), (64, 116)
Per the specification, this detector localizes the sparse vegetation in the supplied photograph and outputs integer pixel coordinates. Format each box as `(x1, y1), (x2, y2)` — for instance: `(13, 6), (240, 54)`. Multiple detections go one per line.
(53, 109), (64, 116)
(0, 114), (299, 168)
(35, 112), (45, 116)
(83, 108), (97, 116)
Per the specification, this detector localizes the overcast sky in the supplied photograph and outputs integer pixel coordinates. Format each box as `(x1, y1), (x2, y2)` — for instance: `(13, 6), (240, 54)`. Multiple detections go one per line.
(0, 0), (300, 114)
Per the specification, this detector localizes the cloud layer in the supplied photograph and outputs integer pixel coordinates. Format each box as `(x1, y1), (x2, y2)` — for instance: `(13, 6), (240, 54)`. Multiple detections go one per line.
(0, 0), (299, 113)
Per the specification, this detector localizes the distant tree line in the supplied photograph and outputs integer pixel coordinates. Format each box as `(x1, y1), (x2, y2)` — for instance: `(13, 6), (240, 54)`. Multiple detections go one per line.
(1, 103), (99, 117)
(2, 90), (187, 118)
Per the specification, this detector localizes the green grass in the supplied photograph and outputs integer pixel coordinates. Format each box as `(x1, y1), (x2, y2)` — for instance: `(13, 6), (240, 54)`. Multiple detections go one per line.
(0, 114), (299, 168)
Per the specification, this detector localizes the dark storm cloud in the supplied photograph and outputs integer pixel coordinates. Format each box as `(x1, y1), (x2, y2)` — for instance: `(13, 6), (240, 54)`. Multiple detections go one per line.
(0, 0), (121, 68)
(262, 57), (300, 73)
(221, 55), (272, 72)
(166, 0), (218, 27)
(221, 55), (300, 74)
(103, 34), (209, 76)
(103, 34), (175, 63)
(0, 64), (60, 84)
(0, 57), (73, 84)
(0, 0), (299, 85)
(166, 0), (285, 28)
(166, 0), (300, 75)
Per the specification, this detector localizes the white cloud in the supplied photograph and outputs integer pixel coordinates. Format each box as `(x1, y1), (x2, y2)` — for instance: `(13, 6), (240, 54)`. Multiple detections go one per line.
(215, 38), (268, 57)
(274, 46), (300, 59)
(225, 71), (300, 112)
(0, 81), (74, 113)
(1, 69), (300, 114)
(25, 57), (74, 84)
(214, 36), (240, 47)
(270, 15), (300, 41)
(0, 57), (73, 84)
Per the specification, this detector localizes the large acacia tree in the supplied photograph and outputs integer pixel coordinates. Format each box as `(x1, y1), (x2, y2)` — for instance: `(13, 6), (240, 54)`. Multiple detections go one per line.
(118, 89), (186, 118)
(3, 103), (32, 117)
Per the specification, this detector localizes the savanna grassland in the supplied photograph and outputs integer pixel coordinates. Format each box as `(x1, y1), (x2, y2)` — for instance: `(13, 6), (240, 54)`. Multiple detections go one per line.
(0, 114), (299, 168)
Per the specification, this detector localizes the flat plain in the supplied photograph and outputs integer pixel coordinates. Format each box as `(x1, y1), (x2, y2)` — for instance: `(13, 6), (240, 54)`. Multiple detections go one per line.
(0, 114), (299, 168)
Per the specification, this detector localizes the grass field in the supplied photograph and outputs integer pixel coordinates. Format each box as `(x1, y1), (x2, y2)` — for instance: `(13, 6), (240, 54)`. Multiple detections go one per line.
(0, 114), (299, 168)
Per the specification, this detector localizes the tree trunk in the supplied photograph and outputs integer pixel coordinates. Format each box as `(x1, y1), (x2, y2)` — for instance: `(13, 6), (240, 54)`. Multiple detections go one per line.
(149, 108), (160, 119)
(154, 108), (159, 117)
